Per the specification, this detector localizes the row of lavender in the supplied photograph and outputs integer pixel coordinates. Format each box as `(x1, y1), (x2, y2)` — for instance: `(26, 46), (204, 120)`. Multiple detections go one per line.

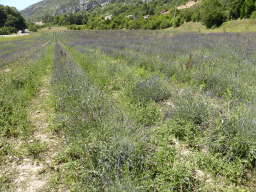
(58, 31), (256, 139)
(58, 31), (256, 101)
(0, 38), (55, 138)
(55, 31), (256, 189)
(0, 33), (54, 67)
(51, 42), (158, 190)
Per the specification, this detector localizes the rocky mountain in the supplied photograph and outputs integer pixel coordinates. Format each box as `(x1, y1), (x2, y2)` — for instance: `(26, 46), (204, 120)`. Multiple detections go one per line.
(20, 0), (115, 22)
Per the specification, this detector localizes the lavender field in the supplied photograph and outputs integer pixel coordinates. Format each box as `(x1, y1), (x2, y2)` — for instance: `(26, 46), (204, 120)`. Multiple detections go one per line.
(0, 30), (256, 191)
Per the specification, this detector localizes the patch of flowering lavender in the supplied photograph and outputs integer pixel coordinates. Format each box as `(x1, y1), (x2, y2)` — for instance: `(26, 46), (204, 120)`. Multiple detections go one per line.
(0, 33), (53, 67)
(133, 76), (171, 103)
(56, 31), (256, 102)
(55, 31), (256, 183)
(166, 89), (216, 125)
(166, 88), (256, 166)
(51, 42), (151, 189)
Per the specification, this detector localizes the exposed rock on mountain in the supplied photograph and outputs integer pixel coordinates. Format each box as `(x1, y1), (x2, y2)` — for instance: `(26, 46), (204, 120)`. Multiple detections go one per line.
(20, 0), (115, 22)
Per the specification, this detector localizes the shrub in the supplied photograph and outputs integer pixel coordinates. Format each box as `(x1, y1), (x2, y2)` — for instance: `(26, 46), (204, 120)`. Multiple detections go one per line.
(28, 24), (37, 32)
(192, 11), (200, 22)
(82, 18), (88, 25)
(250, 10), (256, 19)
(148, 19), (162, 30)
(181, 8), (194, 22)
(68, 25), (73, 30)
(133, 76), (171, 103)
(229, 0), (244, 20)
(200, 0), (226, 28)
(167, 90), (216, 125)
(160, 20), (171, 29)
(0, 26), (17, 35)
(173, 17), (182, 27)
(249, 10), (256, 23)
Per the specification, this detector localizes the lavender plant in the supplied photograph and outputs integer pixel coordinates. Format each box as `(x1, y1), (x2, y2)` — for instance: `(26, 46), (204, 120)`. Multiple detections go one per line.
(51, 42), (153, 190)
(133, 76), (171, 103)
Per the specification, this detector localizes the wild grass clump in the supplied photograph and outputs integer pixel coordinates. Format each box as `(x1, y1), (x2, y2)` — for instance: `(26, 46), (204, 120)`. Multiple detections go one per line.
(0, 141), (13, 158)
(27, 139), (47, 159)
(133, 76), (171, 103)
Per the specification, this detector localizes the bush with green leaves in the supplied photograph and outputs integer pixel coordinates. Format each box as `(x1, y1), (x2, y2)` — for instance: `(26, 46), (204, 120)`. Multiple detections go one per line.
(200, 0), (226, 28)
(240, 0), (255, 19)
(229, 0), (245, 20)
(160, 20), (171, 29)
(249, 10), (256, 23)
(28, 24), (37, 32)
(0, 26), (17, 35)
(0, 5), (27, 30)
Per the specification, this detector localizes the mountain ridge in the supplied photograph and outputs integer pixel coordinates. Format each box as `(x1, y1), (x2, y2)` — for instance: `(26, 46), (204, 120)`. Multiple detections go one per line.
(20, 0), (115, 22)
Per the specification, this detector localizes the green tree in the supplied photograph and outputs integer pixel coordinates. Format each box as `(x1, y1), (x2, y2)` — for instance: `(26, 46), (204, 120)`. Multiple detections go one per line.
(5, 14), (18, 27)
(42, 14), (54, 23)
(229, 0), (245, 20)
(74, 14), (83, 25)
(0, 5), (7, 27)
(200, 0), (226, 29)
(240, 2), (246, 18)
(53, 16), (60, 25)
(82, 16), (88, 25)
(66, 12), (74, 24)
(240, 0), (255, 18)
(0, 5), (26, 30)
(59, 16), (66, 25)
(28, 23), (37, 32)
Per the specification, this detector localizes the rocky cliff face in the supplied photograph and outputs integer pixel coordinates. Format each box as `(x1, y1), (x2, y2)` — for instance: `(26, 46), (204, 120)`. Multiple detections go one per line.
(20, 0), (115, 22)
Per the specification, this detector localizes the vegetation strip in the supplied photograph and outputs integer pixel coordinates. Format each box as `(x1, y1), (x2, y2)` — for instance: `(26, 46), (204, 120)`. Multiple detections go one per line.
(0, 44), (59, 191)
(57, 31), (256, 191)
(1, 26), (256, 190)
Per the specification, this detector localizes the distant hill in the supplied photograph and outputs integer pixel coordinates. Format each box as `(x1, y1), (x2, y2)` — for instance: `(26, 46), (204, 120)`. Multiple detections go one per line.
(20, 0), (195, 23)
(20, 0), (115, 22)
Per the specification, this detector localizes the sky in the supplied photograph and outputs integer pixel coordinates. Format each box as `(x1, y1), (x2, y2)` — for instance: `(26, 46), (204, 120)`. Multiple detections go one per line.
(0, 0), (42, 11)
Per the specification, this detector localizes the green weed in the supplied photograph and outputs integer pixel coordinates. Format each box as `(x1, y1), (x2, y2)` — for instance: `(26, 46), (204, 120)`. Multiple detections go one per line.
(27, 139), (47, 159)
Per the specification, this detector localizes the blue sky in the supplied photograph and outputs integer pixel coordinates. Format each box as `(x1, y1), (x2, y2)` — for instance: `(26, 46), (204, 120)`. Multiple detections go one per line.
(1, 0), (42, 11)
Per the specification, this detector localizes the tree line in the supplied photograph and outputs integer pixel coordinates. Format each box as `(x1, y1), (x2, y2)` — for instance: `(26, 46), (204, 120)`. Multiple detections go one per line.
(0, 5), (43, 35)
(2, 0), (256, 34)
(39, 0), (256, 30)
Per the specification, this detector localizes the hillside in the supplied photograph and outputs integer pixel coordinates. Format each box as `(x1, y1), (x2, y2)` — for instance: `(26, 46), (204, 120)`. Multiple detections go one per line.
(20, 0), (115, 23)
(20, 0), (190, 23)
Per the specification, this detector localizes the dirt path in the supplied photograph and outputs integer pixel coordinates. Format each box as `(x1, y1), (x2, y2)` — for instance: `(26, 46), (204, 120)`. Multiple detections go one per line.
(12, 66), (65, 191)
(1, 34), (31, 38)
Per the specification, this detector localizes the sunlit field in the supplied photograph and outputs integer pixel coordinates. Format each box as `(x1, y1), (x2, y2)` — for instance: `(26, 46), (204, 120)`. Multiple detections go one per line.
(0, 29), (255, 191)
